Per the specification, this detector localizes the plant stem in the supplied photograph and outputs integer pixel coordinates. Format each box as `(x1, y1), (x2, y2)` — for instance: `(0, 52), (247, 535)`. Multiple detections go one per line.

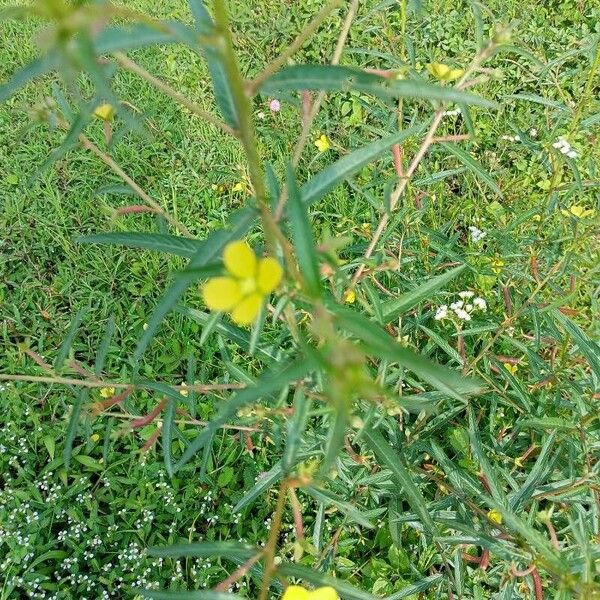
(112, 52), (236, 137)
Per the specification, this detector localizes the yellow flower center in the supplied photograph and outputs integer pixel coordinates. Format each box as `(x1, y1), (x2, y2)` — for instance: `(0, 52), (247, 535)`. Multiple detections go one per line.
(240, 277), (257, 295)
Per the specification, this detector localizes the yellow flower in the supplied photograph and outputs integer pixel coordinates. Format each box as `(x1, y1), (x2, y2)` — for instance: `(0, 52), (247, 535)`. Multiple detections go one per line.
(94, 103), (115, 121)
(232, 181), (247, 193)
(532, 214), (541, 222)
(90, 434), (100, 443)
(561, 205), (595, 219)
(343, 289), (356, 304)
(202, 241), (283, 326)
(315, 134), (331, 153)
(426, 62), (464, 82)
(504, 363), (518, 375)
(487, 509), (503, 525)
(99, 386), (115, 398)
(282, 586), (339, 600)
(179, 383), (189, 398)
(490, 258), (504, 274)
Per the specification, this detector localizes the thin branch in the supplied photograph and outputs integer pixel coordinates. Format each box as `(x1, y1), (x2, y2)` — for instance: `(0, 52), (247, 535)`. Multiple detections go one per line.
(78, 134), (193, 237)
(248, 0), (342, 94)
(214, 553), (263, 592)
(113, 52), (236, 137)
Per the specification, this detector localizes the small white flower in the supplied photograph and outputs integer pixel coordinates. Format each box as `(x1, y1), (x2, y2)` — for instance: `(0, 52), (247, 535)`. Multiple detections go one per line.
(560, 145), (570, 155)
(567, 150), (577, 159)
(458, 291), (475, 299)
(454, 308), (472, 321)
(450, 300), (464, 310)
(529, 128), (538, 137)
(434, 305), (448, 321)
(473, 297), (487, 311)
(465, 303), (474, 312)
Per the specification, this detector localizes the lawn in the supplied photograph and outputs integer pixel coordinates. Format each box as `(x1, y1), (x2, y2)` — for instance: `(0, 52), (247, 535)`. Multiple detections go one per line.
(1, 0), (599, 599)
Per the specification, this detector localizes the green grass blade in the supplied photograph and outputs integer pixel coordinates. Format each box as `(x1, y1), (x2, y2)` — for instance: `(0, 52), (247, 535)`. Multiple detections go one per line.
(54, 308), (86, 373)
(261, 65), (497, 108)
(301, 126), (424, 207)
(441, 142), (503, 197)
(138, 592), (239, 600)
(94, 315), (115, 376)
(78, 233), (204, 258)
(282, 387), (311, 472)
(286, 165), (321, 296)
(552, 310), (600, 379)
(363, 427), (437, 538)
(385, 574), (444, 599)
(148, 541), (256, 560)
(319, 408), (348, 475)
(63, 389), (88, 470)
(381, 265), (467, 322)
(305, 486), (375, 528)
(0, 54), (57, 103)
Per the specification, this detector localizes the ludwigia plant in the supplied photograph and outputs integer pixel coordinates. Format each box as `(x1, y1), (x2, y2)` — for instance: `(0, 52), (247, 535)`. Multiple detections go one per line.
(2, 0), (599, 598)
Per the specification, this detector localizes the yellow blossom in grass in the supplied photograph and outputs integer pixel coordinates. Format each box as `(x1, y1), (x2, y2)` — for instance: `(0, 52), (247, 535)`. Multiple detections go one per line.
(314, 134), (331, 153)
(561, 204), (595, 219)
(90, 434), (100, 443)
(504, 363), (518, 375)
(490, 258), (505, 274)
(99, 386), (115, 399)
(232, 181), (247, 193)
(282, 586), (340, 600)
(487, 509), (503, 525)
(343, 289), (356, 304)
(94, 103), (115, 121)
(179, 383), (189, 398)
(202, 241), (283, 326)
(426, 62), (464, 82)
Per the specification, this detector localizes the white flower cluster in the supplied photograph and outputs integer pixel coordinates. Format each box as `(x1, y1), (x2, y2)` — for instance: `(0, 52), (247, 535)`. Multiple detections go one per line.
(552, 137), (577, 159)
(443, 108), (461, 117)
(501, 134), (520, 142)
(434, 291), (487, 322)
(468, 225), (486, 243)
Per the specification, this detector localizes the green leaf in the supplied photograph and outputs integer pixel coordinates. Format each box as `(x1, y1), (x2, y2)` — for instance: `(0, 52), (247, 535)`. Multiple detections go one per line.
(73, 455), (104, 471)
(188, 0), (213, 33)
(440, 142), (503, 197)
(148, 541), (256, 560)
(301, 126), (425, 207)
(385, 574), (444, 599)
(162, 396), (176, 477)
(282, 387), (311, 472)
(95, 22), (194, 53)
(333, 305), (483, 400)
(63, 390), (88, 470)
(232, 462), (282, 513)
(320, 409), (348, 475)
(362, 427), (437, 538)
(286, 165), (321, 296)
(54, 308), (86, 372)
(262, 65), (497, 108)
(506, 93), (569, 112)
(305, 486), (375, 528)
(94, 315), (115, 376)
(173, 356), (314, 472)
(78, 233), (204, 259)
(278, 563), (378, 600)
(132, 206), (257, 369)
(381, 265), (467, 322)
(0, 54), (58, 103)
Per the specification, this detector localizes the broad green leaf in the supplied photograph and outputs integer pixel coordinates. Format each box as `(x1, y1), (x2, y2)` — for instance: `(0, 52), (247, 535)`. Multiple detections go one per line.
(54, 308), (86, 372)
(300, 126), (424, 207)
(305, 486), (375, 528)
(132, 206), (257, 369)
(278, 563), (379, 600)
(381, 265), (466, 322)
(173, 357), (314, 472)
(148, 541), (256, 560)
(78, 233), (204, 258)
(64, 390), (88, 470)
(286, 165), (321, 296)
(363, 427), (437, 538)
(333, 305), (483, 400)
(441, 143), (503, 198)
(261, 65), (497, 108)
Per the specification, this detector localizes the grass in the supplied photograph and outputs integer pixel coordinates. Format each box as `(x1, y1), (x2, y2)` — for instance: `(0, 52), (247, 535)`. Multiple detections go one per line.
(1, 0), (600, 598)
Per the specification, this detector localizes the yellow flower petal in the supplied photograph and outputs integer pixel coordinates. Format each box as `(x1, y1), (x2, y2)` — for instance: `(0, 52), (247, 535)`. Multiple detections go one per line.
(447, 68), (465, 81)
(202, 277), (242, 311)
(427, 62), (450, 79)
(94, 103), (115, 121)
(256, 257), (283, 294)
(487, 509), (503, 525)
(315, 134), (331, 152)
(231, 293), (262, 326)
(344, 290), (356, 304)
(308, 587), (340, 600)
(100, 386), (115, 399)
(283, 586), (310, 600)
(224, 241), (257, 278)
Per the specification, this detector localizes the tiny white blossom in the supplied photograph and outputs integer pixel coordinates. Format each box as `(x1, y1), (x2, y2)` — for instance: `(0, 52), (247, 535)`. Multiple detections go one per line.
(450, 300), (464, 311)
(458, 291), (475, 299)
(434, 305), (448, 320)
(454, 308), (472, 321)
(473, 297), (487, 311)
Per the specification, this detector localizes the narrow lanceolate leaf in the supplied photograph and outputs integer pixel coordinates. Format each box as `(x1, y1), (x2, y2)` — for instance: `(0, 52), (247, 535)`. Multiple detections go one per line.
(188, 0), (213, 33)
(78, 233), (205, 259)
(333, 305), (483, 400)
(54, 308), (86, 372)
(385, 574), (444, 599)
(305, 486), (375, 529)
(64, 390), (88, 470)
(286, 165), (321, 296)
(282, 387), (311, 472)
(233, 462), (283, 513)
(278, 563), (379, 600)
(552, 310), (600, 379)
(0, 54), (58, 103)
(440, 143), (503, 198)
(138, 591), (239, 600)
(506, 93), (569, 112)
(261, 65), (497, 108)
(381, 265), (467, 322)
(161, 395), (176, 477)
(148, 541), (256, 560)
(173, 357), (314, 472)
(362, 427), (437, 538)
(300, 125), (425, 207)
(132, 206), (257, 369)
(95, 22), (194, 53)
(94, 315), (115, 376)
